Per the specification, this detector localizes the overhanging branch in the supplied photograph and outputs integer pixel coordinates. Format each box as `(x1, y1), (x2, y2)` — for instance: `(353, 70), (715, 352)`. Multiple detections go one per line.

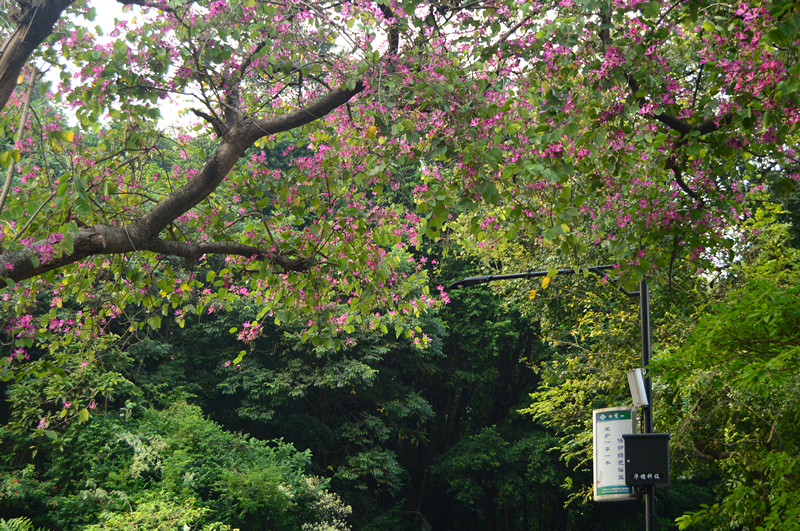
(692, 443), (732, 461)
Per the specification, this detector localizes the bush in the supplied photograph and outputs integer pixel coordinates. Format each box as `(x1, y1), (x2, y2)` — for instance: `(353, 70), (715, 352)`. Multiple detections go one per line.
(3, 402), (352, 531)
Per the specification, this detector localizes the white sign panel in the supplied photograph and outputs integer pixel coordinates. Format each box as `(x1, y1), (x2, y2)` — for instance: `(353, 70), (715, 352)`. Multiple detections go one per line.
(593, 407), (637, 501)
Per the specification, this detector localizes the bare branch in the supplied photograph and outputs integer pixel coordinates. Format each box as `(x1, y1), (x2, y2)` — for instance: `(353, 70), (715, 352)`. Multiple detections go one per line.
(666, 158), (703, 203)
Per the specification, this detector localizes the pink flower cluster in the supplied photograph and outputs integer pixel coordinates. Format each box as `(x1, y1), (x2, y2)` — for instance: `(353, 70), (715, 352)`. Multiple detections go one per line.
(237, 321), (262, 342)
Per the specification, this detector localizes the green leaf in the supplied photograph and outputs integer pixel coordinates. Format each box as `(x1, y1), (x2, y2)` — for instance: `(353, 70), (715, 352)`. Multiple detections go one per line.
(780, 18), (797, 38)
(56, 181), (70, 197)
(43, 361), (66, 377)
(564, 122), (579, 138)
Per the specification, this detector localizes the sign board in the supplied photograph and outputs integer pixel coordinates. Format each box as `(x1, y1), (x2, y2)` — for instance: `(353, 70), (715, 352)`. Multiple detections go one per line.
(593, 407), (637, 501)
(623, 433), (670, 487)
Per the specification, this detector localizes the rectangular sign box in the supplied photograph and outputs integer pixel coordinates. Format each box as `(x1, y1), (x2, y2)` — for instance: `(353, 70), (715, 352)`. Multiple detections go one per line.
(593, 407), (638, 501)
(623, 433), (670, 487)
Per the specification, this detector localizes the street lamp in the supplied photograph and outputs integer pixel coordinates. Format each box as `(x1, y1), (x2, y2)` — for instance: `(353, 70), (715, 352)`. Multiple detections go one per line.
(448, 266), (658, 531)
(627, 368), (649, 408)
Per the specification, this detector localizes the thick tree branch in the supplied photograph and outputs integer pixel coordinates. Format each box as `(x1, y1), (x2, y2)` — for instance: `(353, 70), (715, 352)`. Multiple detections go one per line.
(141, 86), (366, 240)
(0, 82), (364, 287)
(692, 443), (733, 461)
(598, 10), (611, 54)
(0, 1), (376, 287)
(627, 75), (691, 135)
(377, 3), (400, 55)
(0, 0), (75, 111)
(665, 158), (702, 202)
(141, 238), (262, 261)
(626, 74), (734, 137)
(245, 83), (364, 144)
(0, 225), (317, 287)
(142, 238), (314, 271)
(191, 108), (227, 137)
(695, 111), (734, 135)
(116, 0), (176, 11)
(222, 83), (241, 127)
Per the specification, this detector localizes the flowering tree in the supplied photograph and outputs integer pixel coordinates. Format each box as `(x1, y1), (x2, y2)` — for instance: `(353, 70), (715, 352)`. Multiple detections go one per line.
(433, 0), (799, 290)
(1, 0), (798, 310)
(0, 0), (444, 360)
(0, 0), (798, 421)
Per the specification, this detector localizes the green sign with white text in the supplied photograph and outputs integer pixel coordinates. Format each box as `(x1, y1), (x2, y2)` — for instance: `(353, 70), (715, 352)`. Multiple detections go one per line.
(593, 407), (637, 502)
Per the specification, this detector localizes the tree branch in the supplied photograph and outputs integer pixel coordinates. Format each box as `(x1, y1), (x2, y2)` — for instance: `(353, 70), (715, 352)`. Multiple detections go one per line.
(0, 2), (374, 287)
(692, 443), (733, 461)
(139, 237), (263, 261)
(626, 72), (736, 204)
(0, 0), (75, 111)
(497, 14), (534, 46)
(191, 108), (227, 137)
(245, 83), (364, 144)
(0, 65), (38, 215)
(376, 2), (400, 55)
(116, 0), (176, 11)
(764, 414), (780, 451)
(0, 81), (364, 287)
(142, 238), (315, 271)
(626, 74), (736, 137)
(666, 158), (703, 202)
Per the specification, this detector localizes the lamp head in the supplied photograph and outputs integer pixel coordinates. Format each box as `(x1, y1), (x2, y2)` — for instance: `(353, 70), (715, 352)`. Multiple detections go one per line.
(627, 368), (649, 408)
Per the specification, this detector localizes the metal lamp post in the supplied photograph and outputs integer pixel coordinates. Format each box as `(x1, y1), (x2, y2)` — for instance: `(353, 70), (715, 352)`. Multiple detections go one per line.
(448, 266), (657, 531)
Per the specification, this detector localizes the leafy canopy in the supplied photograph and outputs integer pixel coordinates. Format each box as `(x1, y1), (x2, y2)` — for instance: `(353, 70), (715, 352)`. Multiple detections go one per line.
(0, 0), (798, 426)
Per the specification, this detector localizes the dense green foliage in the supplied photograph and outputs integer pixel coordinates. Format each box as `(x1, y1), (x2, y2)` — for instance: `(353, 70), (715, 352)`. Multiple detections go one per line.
(3, 209), (800, 531)
(506, 204), (800, 531)
(1, 399), (351, 530)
